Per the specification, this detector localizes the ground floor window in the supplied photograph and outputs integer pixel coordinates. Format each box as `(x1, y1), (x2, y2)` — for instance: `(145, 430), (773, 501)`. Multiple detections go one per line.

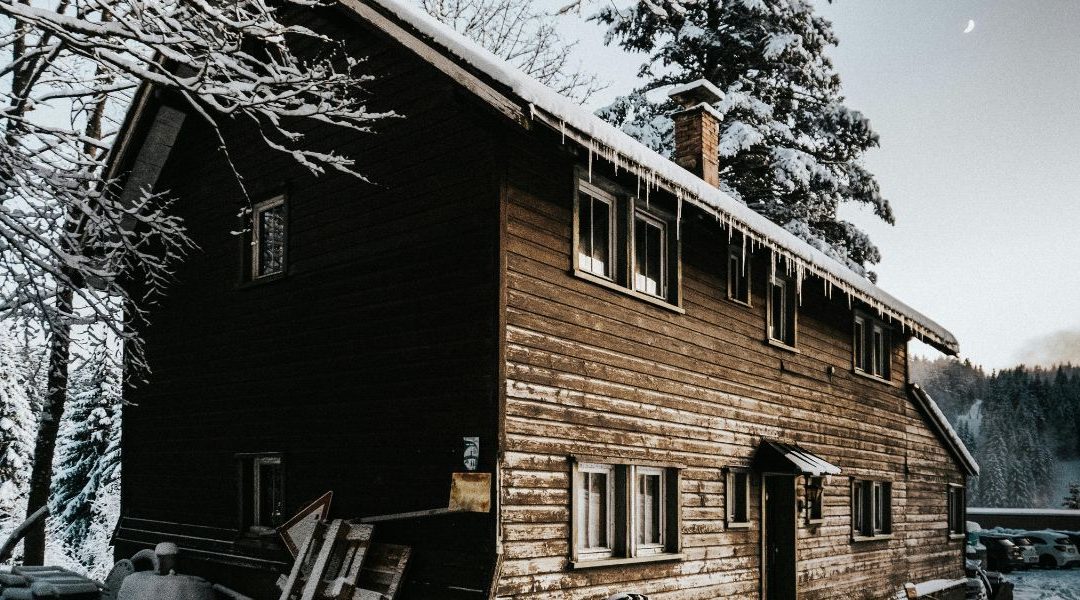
(725, 468), (751, 528)
(948, 484), (966, 536)
(852, 479), (891, 538)
(571, 459), (681, 564)
(237, 452), (284, 534)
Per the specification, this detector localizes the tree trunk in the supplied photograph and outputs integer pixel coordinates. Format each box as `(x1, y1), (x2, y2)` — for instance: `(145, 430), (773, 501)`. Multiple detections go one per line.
(21, 284), (72, 565)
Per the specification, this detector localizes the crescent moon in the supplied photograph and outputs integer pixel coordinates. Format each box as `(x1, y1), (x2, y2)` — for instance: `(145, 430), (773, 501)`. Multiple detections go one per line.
(963, 19), (975, 33)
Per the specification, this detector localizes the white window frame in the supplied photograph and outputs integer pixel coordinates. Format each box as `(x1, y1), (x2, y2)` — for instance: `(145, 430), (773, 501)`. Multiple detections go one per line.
(632, 466), (666, 556)
(768, 267), (797, 347)
(853, 312), (891, 380)
(575, 181), (617, 281)
(251, 195), (286, 279)
(574, 462), (616, 560)
(725, 468), (751, 528)
(727, 244), (751, 306)
(631, 209), (667, 300)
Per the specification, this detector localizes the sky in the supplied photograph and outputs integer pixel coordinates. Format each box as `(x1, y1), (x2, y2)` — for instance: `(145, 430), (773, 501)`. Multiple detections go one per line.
(558, 1), (1080, 371)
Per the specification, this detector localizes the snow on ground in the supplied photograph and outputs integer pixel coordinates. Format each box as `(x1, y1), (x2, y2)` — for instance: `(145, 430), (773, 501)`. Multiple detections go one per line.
(1012, 569), (1080, 600)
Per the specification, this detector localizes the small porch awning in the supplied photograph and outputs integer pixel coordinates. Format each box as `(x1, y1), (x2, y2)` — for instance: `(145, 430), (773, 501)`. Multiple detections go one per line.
(751, 440), (841, 476)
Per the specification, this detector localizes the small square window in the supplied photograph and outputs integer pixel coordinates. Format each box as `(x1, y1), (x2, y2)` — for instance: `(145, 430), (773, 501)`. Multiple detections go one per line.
(769, 270), (797, 347)
(727, 241), (751, 305)
(633, 211), (667, 299)
(726, 469), (750, 527)
(576, 184), (615, 280)
(237, 453), (284, 534)
(251, 196), (287, 279)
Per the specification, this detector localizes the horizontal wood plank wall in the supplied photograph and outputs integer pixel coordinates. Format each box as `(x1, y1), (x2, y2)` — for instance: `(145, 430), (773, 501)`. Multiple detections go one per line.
(120, 7), (501, 598)
(496, 130), (965, 600)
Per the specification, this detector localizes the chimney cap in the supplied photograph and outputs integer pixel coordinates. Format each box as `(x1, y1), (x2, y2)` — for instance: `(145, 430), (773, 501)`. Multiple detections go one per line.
(667, 79), (724, 108)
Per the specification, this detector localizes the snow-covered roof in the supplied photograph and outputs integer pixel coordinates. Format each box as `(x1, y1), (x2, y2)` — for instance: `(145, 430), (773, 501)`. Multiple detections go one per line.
(358, 0), (960, 355)
(909, 384), (979, 476)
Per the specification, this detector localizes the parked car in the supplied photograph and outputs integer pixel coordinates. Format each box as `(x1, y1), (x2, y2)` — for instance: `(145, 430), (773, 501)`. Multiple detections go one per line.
(1053, 530), (1080, 550)
(1021, 530), (1080, 568)
(978, 535), (1024, 572)
(1008, 536), (1039, 569)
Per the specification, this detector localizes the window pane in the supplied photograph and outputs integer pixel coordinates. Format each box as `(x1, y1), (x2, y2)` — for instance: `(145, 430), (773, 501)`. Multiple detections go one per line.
(734, 472), (748, 522)
(874, 329), (887, 377)
(257, 204), (286, 277)
(637, 473), (662, 545)
(771, 280), (785, 341)
(579, 470), (609, 550)
(634, 216), (664, 297)
(854, 320), (866, 370)
(577, 195), (611, 278)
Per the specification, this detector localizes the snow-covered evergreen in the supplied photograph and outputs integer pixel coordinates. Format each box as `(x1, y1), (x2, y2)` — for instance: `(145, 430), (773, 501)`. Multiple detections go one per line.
(50, 346), (122, 567)
(0, 325), (35, 531)
(592, 0), (891, 279)
(913, 357), (1080, 508)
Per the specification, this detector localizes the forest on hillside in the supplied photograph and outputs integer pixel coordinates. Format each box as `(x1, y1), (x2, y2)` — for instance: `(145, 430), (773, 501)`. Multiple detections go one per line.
(912, 357), (1080, 509)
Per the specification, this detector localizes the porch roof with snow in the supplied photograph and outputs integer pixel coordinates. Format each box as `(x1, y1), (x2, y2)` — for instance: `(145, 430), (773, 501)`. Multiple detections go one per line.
(345, 0), (960, 356)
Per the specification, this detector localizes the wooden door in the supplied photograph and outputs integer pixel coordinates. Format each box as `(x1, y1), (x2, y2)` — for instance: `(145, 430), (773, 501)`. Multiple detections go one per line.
(763, 474), (797, 600)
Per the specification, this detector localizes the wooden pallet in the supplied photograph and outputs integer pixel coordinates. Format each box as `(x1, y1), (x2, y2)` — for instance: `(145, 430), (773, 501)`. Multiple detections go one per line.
(278, 520), (410, 600)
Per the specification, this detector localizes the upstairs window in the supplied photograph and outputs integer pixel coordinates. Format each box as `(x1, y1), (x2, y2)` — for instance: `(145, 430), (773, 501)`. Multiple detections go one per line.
(768, 269), (797, 347)
(633, 211), (667, 298)
(727, 241), (751, 305)
(947, 484), (966, 536)
(854, 313), (891, 380)
(725, 468), (750, 528)
(852, 479), (891, 538)
(576, 182), (615, 280)
(571, 459), (681, 565)
(251, 196), (287, 279)
(572, 177), (679, 306)
(238, 453), (284, 534)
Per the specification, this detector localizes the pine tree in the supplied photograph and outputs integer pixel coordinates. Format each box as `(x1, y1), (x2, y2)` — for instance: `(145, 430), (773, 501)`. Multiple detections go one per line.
(0, 325), (34, 530)
(49, 347), (122, 558)
(1065, 483), (1080, 509)
(593, 0), (891, 278)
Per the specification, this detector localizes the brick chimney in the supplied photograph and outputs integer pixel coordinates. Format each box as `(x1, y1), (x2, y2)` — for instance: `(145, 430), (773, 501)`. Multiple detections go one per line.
(668, 79), (724, 188)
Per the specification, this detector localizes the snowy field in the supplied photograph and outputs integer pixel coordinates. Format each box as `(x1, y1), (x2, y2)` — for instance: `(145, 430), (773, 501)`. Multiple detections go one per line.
(1012, 569), (1080, 600)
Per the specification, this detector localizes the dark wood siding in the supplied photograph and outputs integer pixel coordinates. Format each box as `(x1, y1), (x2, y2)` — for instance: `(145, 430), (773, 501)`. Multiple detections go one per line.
(494, 130), (967, 599)
(119, 7), (502, 598)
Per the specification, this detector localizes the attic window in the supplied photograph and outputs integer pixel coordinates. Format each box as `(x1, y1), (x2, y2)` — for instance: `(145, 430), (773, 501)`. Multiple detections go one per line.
(768, 269), (797, 348)
(854, 313), (891, 380)
(251, 196), (287, 279)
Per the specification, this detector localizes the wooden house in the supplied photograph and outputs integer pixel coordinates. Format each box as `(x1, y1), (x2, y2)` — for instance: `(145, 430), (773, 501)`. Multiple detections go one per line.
(108, 1), (979, 598)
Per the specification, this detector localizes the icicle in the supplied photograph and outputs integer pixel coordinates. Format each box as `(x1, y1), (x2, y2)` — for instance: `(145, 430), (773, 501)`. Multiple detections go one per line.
(529, 103), (536, 121)
(560, 120), (566, 144)
(676, 196), (683, 240)
(588, 141), (593, 181)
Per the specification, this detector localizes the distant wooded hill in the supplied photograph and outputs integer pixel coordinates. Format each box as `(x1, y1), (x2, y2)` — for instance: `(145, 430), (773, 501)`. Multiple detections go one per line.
(911, 358), (1080, 508)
